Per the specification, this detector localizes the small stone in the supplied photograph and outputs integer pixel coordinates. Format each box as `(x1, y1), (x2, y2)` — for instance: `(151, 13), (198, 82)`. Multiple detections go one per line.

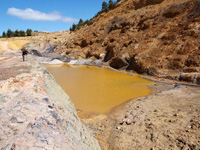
(17, 117), (26, 123)
(116, 126), (121, 130)
(50, 111), (58, 119)
(116, 126), (123, 131)
(11, 143), (16, 150)
(42, 97), (49, 103)
(125, 119), (131, 125)
(13, 90), (19, 93)
(98, 126), (102, 131)
(13, 105), (21, 111)
(10, 117), (18, 123)
(48, 105), (53, 109)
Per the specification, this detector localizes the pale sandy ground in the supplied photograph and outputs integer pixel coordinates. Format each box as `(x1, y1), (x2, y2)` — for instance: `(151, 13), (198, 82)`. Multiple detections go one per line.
(0, 41), (9, 53)
(0, 39), (31, 52)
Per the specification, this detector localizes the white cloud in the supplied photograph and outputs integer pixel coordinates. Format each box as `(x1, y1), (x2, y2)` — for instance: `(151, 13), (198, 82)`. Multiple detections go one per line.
(7, 7), (78, 23)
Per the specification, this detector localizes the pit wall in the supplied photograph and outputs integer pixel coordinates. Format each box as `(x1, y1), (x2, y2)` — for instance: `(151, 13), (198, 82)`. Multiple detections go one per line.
(0, 56), (101, 150)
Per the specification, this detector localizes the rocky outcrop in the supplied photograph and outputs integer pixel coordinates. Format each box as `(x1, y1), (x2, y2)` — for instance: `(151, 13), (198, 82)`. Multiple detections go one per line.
(133, 0), (164, 10)
(0, 56), (101, 150)
(55, 0), (200, 84)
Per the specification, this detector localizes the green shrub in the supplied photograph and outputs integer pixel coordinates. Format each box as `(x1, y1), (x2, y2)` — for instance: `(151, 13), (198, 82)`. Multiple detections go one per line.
(26, 29), (32, 36)
(2, 32), (6, 37)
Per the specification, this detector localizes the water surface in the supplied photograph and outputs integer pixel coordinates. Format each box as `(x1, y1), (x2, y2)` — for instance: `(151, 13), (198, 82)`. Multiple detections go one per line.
(46, 64), (153, 118)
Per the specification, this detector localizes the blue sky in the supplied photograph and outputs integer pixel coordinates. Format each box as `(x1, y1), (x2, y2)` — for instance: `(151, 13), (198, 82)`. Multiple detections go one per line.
(0, 0), (106, 34)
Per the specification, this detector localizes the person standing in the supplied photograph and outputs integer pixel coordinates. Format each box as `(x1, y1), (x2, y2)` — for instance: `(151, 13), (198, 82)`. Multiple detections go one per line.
(21, 47), (28, 61)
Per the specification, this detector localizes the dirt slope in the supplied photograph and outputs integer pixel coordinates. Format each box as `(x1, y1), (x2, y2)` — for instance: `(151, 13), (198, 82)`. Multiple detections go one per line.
(58, 0), (200, 83)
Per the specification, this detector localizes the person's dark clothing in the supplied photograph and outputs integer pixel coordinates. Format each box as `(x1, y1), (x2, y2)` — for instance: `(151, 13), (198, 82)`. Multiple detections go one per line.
(22, 50), (28, 61)
(22, 50), (28, 55)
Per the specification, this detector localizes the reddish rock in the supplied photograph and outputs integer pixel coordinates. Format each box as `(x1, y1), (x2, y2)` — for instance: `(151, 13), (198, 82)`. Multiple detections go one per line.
(58, 0), (200, 83)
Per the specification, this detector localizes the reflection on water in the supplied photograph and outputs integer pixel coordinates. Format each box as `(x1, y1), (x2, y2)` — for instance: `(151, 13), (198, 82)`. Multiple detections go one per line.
(46, 64), (154, 118)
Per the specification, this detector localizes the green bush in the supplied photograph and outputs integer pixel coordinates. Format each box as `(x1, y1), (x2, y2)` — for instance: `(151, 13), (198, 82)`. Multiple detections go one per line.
(2, 32), (6, 37)
(6, 29), (13, 37)
(14, 30), (19, 37)
(26, 29), (32, 36)
(109, 0), (114, 9)
(19, 30), (25, 37)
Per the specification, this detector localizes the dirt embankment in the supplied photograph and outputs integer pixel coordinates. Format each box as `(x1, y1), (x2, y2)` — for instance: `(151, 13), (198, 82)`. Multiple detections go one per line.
(83, 83), (200, 150)
(55, 0), (200, 84)
(0, 55), (101, 150)
(0, 39), (31, 53)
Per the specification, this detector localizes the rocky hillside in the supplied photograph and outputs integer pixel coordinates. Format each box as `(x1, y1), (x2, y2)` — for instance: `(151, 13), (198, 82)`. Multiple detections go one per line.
(0, 55), (101, 150)
(56, 0), (200, 83)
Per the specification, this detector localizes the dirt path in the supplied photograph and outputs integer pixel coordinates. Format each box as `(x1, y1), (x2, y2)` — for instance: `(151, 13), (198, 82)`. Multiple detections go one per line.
(0, 55), (30, 80)
(0, 40), (29, 79)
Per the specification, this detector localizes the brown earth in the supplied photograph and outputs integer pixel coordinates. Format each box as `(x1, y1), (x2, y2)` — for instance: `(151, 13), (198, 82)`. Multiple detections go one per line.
(55, 0), (200, 84)
(82, 83), (200, 150)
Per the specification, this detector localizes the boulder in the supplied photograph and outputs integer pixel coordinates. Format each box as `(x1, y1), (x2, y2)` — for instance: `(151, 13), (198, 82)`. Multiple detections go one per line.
(30, 49), (42, 57)
(48, 59), (64, 65)
(104, 45), (115, 62)
(110, 57), (128, 69)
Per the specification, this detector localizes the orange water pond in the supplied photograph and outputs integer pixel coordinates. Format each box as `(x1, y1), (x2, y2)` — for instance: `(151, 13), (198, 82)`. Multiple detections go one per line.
(46, 64), (154, 118)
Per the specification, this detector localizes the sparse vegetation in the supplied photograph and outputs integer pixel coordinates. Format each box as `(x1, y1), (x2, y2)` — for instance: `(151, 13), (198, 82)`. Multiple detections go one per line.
(69, 19), (92, 31)
(102, 1), (109, 12)
(69, 0), (123, 32)
(109, 0), (115, 9)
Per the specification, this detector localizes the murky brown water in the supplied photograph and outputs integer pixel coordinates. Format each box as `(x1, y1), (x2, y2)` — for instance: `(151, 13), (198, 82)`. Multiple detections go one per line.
(46, 64), (154, 118)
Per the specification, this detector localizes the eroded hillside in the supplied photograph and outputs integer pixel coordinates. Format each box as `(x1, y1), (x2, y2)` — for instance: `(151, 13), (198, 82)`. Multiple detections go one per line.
(57, 0), (200, 83)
